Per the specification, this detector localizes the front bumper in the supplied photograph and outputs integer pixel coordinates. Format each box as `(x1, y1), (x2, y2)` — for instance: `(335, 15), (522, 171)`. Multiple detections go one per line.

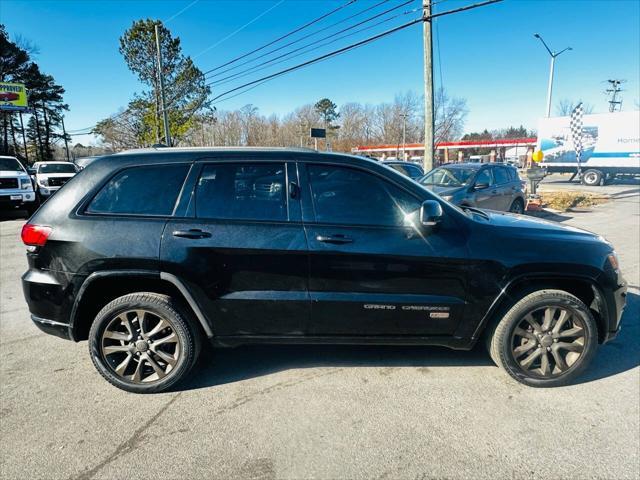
(37, 186), (61, 197)
(31, 315), (71, 340)
(0, 190), (36, 208)
(601, 276), (627, 343)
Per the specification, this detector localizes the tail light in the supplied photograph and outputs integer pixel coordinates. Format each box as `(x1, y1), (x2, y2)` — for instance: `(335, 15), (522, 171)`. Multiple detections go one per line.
(21, 224), (52, 247)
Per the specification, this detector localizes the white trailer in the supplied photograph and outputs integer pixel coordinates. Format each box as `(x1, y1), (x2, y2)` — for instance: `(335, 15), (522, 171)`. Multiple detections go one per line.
(538, 110), (640, 185)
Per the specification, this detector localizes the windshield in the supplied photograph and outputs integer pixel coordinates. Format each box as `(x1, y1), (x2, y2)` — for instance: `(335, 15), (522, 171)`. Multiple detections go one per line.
(0, 157), (24, 172)
(38, 163), (77, 174)
(420, 167), (476, 187)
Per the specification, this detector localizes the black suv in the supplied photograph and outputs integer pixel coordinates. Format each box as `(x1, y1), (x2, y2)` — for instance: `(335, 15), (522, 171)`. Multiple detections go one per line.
(21, 148), (627, 393)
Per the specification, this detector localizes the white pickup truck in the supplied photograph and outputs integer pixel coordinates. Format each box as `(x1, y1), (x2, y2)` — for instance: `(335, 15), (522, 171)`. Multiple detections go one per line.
(0, 155), (37, 216)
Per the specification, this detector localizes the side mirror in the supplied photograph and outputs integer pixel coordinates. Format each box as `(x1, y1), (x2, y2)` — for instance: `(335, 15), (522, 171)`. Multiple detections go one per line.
(27, 168), (36, 175)
(474, 182), (489, 190)
(420, 200), (443, 226)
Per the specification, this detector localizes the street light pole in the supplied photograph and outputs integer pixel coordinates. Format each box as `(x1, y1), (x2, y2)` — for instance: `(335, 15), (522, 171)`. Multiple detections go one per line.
(545, 55), (555, 118)
(534, 33), (572, 118)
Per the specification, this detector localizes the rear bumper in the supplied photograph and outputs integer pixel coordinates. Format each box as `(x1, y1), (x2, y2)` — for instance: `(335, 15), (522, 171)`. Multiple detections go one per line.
(22, 269), (75, 341)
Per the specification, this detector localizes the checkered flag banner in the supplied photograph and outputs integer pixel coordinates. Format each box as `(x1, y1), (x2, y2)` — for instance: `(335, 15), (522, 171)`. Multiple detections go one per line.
(570, 102), (584, 164)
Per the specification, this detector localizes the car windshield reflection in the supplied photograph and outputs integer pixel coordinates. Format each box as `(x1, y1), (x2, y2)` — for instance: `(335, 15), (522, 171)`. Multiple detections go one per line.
(420, 167), (476, 187)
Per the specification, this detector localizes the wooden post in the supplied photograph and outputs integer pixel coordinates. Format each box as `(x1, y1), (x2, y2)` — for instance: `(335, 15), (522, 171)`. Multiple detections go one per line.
(19, 112), (29, 162)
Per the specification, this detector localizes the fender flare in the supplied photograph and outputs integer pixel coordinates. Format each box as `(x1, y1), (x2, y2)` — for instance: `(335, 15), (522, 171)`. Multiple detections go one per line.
(469, 272), (609, 345)
(69, 270), (213, 341)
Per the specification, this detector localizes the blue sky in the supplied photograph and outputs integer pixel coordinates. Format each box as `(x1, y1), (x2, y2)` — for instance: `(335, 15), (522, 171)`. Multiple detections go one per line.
(2, 0), (639, 145)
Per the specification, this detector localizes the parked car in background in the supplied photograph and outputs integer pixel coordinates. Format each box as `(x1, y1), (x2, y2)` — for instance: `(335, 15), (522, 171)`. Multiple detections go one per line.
(21, 147), (625, 393)
(383, 160), (424, 180)
(31, 161), (78, 201)
(419, 162), (526, 213)
(0, 155), (37, 215)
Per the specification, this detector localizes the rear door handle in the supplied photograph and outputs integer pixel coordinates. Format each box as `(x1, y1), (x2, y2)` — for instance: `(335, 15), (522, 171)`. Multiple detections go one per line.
(316, 234), (353, 244)
(172, 229), (211, 239)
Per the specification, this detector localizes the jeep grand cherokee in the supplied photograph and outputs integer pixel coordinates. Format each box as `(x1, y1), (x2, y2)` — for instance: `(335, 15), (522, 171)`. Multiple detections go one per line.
(21, 147), (627, 393)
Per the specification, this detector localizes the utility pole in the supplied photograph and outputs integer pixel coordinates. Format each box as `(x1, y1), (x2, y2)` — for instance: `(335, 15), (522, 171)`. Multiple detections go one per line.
(60, 115), (70, 162)
(19, 112), (28, 162)
(400, 113), (408, 161)
(605, 79), (624, 112)
(423, 0), (434, 172)
(32, 108), (44, 161)
(534, 33), (572, 118)
(155, 24), (172, 147)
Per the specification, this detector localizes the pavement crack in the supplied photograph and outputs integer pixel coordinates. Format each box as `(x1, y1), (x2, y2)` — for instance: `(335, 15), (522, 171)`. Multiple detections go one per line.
(216, 368), (344, 415)
(71, 393), (181, 480)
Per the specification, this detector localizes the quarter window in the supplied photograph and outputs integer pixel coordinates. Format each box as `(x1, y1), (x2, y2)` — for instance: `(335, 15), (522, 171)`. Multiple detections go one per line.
(307, 165), (421, 226)
(87, 164), (189, 215)
(195, 163), (287, 221)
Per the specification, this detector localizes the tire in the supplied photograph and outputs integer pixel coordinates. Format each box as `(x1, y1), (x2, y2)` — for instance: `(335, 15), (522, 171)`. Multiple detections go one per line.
(508, 198), (525, 214)
(487, 289), (598, 387)
(582, 169), (603, 186)
(89, 292), (201, 394)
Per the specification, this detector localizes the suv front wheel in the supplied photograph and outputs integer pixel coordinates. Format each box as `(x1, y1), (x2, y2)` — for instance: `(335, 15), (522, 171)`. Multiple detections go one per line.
(89, 292), (200, 394)
(488, 290), (598, 387)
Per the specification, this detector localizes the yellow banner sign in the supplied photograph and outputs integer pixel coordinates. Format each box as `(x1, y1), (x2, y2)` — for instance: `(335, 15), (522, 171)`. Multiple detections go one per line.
(0, 82), (28, 111)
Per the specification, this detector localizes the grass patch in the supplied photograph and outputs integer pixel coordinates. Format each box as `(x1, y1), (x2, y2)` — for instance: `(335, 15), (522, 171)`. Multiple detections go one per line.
(541, 192), (606, 211)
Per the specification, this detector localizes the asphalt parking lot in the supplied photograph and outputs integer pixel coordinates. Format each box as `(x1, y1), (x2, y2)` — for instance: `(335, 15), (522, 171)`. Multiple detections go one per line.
(1, 186), (639, 480)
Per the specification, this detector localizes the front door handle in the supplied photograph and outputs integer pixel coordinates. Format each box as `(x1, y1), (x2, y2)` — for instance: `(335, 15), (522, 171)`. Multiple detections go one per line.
(316, 234), (353, 244)
(172, 229), (211, 239)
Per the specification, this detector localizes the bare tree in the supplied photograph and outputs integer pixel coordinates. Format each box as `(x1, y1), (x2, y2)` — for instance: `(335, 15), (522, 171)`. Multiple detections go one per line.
(556, 99), (594, 116)
(168, 89), (468, 154)
(434, 88), (468, 145)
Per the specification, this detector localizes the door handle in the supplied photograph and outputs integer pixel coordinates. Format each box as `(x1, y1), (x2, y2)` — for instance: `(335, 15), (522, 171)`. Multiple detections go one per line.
(172, 229), (211, 239)
(316, 234), (353, 244)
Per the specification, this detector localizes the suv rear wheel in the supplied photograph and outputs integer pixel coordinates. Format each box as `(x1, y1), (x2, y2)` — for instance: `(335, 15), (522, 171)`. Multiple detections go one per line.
(89, 292), (200, 394)
(488, 290), (598, 387)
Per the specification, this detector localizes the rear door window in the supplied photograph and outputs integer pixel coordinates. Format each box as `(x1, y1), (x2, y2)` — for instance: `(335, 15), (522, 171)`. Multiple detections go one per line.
(195, 163), (287, 221)
(493, 167), (511, 185)
(87, 164), (189, 216)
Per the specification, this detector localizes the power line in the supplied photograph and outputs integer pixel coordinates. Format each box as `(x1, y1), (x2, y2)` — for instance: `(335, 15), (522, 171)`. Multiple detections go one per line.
(212, 17), (423, 103)
(202, 0), (358, 76)
(193, 0), (286, 59)
(211, 5), (420, 88)
(211, 0), (501, 104)
(165, 0), (394, 108)
(209, 0), (415, 85)
(165, 0), (200, 24)
(71, 0), (498, 137)
(206, 0), (394, 80)
(434, 15), (443, 95)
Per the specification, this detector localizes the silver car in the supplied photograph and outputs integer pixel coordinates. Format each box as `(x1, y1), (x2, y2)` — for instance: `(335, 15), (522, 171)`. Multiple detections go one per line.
(419, 162), (526, 213)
